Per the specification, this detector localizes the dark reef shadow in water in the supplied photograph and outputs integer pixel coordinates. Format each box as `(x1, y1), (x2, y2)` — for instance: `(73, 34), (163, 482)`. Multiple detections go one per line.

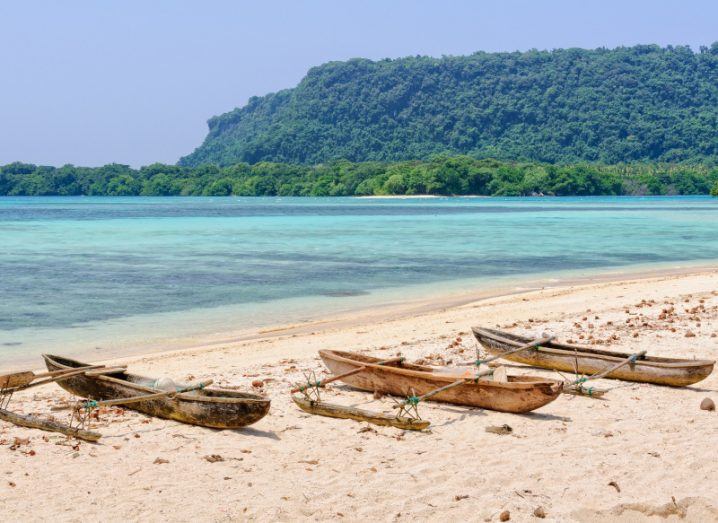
(319, 289), (370, 298)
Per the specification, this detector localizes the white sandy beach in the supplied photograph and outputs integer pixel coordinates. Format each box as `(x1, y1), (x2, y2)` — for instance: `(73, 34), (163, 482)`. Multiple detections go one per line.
(1, 269), (717, 522)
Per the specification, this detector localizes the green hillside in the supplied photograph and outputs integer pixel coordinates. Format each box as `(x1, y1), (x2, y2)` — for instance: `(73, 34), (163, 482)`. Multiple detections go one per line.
(180, 44), (718, 167)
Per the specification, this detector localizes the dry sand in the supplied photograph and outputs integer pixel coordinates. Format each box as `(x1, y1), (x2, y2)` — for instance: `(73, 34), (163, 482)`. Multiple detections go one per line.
(1, 269), (717, 522)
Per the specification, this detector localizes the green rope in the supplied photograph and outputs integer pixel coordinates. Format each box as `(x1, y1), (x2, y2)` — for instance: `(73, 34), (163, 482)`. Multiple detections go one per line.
(297, 380), (322, 393)
(406, 395), (420, 406)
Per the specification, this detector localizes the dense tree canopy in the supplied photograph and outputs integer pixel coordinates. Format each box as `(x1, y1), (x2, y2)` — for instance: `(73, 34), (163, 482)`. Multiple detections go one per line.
(2, 158), (717, 197)
(179, 44), (718, 167)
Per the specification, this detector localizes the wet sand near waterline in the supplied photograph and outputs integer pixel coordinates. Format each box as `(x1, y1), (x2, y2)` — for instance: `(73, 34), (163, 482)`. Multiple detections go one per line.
(1, 270), (718, 521)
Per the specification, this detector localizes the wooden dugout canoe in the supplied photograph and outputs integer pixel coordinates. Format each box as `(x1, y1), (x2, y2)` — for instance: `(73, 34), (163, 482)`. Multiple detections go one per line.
(472, 327), (715, 387)
(43, 354), (270, 429)
(318, 350), (562, 413)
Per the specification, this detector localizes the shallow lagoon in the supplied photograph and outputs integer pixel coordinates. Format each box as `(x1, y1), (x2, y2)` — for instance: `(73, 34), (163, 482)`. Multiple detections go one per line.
(1, 196), (717, 365)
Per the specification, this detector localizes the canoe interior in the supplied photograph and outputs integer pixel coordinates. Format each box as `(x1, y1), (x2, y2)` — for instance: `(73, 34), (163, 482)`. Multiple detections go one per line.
(474, 328), (715, 367)
(325, 350), (553, 385)
(472, 327), (715, 387)
(44, 354), (264, 401)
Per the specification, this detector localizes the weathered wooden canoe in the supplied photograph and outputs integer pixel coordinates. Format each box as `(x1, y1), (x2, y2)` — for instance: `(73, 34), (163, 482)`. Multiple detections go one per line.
(472, 327), (715, 386)
(319, 350), (562, 413)
(43, 354), (270, 429)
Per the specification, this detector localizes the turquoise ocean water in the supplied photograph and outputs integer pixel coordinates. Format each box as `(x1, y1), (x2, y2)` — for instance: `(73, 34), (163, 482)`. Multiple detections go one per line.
(1, 196), (717, 367)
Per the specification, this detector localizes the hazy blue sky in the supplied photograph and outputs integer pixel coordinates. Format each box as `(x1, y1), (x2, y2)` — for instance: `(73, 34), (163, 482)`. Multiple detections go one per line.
(1, 1), (716, 167)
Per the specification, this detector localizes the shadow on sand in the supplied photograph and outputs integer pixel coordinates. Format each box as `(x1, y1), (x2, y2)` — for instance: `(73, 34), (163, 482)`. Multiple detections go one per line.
(228, 426), (281, 440)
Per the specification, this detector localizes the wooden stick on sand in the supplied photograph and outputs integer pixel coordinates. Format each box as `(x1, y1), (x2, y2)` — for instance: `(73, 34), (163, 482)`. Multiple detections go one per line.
(291, 356), (427, 430)
(0, 408), (101, 442)
(292, 395), (430, 431)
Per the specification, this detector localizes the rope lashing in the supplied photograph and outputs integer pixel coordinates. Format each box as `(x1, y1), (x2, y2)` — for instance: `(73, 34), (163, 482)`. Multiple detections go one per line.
(406, 395), (420, 406)
(0, 386), (14, 410)
(575, 383), (595, 396)
(566, 350), (646, 393)
(297, 380), (323, 393)
(71, 399), (98, 431)
(297, 371), (323, 402)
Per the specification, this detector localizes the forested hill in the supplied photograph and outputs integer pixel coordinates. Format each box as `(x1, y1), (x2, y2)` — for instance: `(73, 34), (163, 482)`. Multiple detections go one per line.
(179, 44), (718, 167)
(3, 158), (717, 197)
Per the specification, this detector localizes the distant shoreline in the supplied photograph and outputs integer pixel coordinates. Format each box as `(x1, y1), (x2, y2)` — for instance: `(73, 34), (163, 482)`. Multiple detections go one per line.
(2, 157), (717, 197)
(355, 194), (441, 199)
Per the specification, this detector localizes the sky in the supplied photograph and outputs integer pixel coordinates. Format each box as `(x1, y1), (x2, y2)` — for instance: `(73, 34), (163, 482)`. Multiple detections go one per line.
(1, 1), (717, 167)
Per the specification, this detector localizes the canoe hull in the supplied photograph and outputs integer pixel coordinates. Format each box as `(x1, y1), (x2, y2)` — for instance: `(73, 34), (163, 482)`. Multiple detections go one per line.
(43, 355), (270, 429)
(319, 350), (561, 414)
(473, 328), (714, 387)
